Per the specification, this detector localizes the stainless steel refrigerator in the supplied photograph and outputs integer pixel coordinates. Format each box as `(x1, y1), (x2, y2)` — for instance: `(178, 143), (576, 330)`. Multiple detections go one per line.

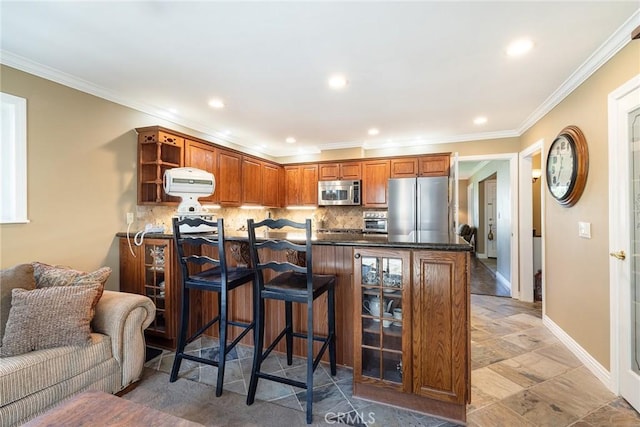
(387, 176), (449, 236)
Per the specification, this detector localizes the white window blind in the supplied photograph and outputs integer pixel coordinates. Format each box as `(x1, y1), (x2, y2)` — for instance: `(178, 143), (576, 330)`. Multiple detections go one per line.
(1, 92), (28, 223)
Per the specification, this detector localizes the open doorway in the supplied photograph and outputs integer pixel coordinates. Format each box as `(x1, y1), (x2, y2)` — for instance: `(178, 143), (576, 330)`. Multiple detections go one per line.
(458, 154), (518, 298)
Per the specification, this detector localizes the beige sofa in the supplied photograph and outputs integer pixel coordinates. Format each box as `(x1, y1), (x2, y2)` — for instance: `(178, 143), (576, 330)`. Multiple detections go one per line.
(0, 290), (155, 427)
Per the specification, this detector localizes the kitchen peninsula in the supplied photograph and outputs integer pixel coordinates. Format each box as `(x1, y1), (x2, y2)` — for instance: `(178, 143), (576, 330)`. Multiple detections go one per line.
(118, 230), (472, 423)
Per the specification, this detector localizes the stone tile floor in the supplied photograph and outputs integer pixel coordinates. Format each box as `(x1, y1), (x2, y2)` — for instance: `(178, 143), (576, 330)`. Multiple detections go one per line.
(144, 295), (640, 426)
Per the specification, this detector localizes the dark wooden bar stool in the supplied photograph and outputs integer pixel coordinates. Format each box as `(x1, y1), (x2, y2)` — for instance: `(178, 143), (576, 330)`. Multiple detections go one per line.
(245, 218), (336, 424)
(170, 217), (255, 396)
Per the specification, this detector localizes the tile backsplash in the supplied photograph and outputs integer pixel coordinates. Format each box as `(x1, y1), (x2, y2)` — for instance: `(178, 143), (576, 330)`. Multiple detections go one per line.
(135, 205), (368, 233)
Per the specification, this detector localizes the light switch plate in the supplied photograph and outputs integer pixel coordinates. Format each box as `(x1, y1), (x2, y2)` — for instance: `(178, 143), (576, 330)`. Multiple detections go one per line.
(578, 221), (591, 238)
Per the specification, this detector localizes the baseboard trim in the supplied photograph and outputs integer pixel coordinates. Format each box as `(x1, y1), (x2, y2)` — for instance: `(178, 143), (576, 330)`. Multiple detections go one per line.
(542, 315), (614, 392)
(476, 253), (488, 259)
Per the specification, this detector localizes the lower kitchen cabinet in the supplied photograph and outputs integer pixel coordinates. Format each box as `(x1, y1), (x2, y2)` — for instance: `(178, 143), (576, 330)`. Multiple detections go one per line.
(353, 247), (470, 423)
(119, 237), (179, 349)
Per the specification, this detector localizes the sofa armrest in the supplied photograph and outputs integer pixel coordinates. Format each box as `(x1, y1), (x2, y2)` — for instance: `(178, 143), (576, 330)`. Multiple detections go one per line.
(91, 290), (155, 389)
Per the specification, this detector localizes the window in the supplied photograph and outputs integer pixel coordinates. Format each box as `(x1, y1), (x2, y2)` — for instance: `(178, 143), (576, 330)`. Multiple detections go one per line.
(1, 92), (28, 223)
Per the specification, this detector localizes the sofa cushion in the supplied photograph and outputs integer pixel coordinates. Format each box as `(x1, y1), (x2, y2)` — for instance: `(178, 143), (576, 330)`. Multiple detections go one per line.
(0, 332), (113, 407)
(32, 262), (111, 315)
(0, 285), (100, 357)
(0, 264), (36, 343)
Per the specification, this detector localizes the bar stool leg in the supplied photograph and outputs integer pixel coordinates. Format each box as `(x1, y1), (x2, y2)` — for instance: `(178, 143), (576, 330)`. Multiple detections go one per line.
(246, 297), (264, 405)
(216, 293), (228, 397)
(285, 301), (294, 365)
(170, 287), (190, 382)
(306, 303), (314, 424)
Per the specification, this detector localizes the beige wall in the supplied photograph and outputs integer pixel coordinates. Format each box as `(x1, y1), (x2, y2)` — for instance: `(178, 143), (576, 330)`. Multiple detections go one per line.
(519, 42), (640, 369)
(458, 179), (469, 226)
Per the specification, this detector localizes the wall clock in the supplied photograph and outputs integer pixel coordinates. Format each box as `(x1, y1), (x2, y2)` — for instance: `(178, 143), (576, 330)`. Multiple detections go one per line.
(546, 125), (589, 207)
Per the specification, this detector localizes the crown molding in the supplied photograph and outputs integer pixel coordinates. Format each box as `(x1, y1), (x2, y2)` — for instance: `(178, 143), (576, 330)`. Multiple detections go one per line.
(517, 8), (639, 135)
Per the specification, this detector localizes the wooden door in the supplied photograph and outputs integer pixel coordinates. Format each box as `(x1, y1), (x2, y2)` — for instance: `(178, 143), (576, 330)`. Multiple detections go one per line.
(390, 158), (418, 178)
(217, 150), (242, 206)
(411, 250), (469, 405)
(318, 163), (341, 181)
(242, 157), (262, 205)
(184, 139), (217, 203)
(119, 238), (142, 294)
(340, 162), (362, 179)
(262, 162), (281, 207)
(362, 160), (390, 207)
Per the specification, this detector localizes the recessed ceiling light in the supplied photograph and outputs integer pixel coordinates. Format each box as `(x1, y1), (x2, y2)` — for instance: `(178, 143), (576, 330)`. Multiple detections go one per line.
(506, 38), (534, 57)
(286, 137), (296, 144)
(474, 116), (488, 125)
(208, 99), (225, 109)
(368, 128), (380, 136)
(328, 74), (348, 89)
(168, 108), (178, 114)
(223, 130), (231, 136)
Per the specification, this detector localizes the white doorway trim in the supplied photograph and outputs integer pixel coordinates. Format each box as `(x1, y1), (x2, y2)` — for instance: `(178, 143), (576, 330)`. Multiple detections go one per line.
(519, 140), (543, 303)
(459, 153), (519, 299)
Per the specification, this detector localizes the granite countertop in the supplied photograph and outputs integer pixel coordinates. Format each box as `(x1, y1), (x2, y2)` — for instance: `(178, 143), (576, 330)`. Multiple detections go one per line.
(117, 229), (472, 251)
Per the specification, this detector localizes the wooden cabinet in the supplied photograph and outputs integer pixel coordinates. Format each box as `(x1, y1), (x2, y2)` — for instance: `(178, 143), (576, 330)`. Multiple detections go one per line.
(319, 161), (362, 180)
(184, 139), (217, 203)
(284, 164), (318, 206)
(353, 247), (470, 423)
(362, 160), (390, 207)
(242, 157), (263, 205)
(136, 128), (184, 205)
(262, 162), (282, 207)
(119, 237), (179, 349)
(390, 158), (419, 178)
(390, 154), (450, 178)
(217, 150), (242, 206)
(419, 154), (450, 177)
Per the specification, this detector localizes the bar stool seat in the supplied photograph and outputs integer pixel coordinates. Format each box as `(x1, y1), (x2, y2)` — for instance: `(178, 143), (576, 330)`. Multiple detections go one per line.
(170, 217), (255, 397)
(245, 218), (336, 424)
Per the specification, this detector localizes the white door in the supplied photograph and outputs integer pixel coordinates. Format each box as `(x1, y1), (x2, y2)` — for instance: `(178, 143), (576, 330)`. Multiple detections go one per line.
(609, 75), (640, 412)
(485, 180), (497, 258)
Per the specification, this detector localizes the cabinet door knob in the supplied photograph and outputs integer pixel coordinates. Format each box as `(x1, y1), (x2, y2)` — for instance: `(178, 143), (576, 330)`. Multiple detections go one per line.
(354, 253), (361, 259)
(609, 250), (626, 260)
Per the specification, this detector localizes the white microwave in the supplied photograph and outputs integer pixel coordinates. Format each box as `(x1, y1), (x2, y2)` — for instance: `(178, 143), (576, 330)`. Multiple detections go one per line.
(318, 180), (361, 206)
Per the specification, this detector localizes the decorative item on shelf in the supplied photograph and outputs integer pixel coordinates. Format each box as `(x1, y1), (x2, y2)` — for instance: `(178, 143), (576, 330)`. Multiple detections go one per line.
(158, 281), (165, 297)
(396, 360), (403, 377)
(546, 125), (589, 207)
(363, 296), (393, 321)
(149, 247), (165, 271)
(393, 308), (402, 326)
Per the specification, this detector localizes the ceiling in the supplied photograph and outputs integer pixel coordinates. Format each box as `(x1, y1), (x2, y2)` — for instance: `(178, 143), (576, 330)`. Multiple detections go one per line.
(1, 2), (638, 158)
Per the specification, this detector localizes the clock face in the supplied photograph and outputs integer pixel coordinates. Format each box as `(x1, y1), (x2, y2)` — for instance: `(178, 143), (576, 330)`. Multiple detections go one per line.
(547, 135), (576, 200)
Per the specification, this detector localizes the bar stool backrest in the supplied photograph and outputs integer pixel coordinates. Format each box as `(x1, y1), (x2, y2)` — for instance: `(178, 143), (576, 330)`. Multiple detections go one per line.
(246, 218), (313, 296)
(172, 217), (228, 286)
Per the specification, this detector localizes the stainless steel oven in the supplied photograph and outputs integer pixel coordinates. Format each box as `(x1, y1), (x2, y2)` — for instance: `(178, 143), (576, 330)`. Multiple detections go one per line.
(362, 211), (388, 234)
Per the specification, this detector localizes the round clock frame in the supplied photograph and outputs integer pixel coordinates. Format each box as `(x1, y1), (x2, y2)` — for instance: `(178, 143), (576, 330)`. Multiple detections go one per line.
(545, 125), (589, 207)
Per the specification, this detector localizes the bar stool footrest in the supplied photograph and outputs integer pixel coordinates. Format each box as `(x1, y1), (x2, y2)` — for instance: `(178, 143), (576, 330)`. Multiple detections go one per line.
(257, 372), (307, 390)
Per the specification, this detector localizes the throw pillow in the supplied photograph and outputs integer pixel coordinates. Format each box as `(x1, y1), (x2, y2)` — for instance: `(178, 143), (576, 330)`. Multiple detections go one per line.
(0, 284), (100, 357)
(0, 264), (36, 342)
(32, 262), (111, 315)
(0, 264), (36, 343)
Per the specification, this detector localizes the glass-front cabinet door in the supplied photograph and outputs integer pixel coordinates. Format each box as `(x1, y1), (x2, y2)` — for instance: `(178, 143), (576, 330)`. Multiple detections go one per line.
(354, 248), (411, 391)
(142, 239), (172, 338)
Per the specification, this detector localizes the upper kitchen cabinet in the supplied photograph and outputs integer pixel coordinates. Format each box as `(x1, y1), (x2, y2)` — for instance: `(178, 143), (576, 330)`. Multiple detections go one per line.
(419, 154), (450, 177)
(262, 162), (282, 208)
(184, 139), (218, 203)
(390, 158), (418, 178)
(136, 127), (184, 205)
(217, 150), (242, 206)
(242, 156), (263, 205)
(318, 161), (362, 181)
(285, 164), (318, 206)
(362, 160), (390, 207)
(390, 154), (451, 178)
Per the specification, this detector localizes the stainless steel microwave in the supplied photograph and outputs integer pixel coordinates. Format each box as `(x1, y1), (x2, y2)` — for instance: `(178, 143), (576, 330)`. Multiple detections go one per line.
(318, 180), (361, 206)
